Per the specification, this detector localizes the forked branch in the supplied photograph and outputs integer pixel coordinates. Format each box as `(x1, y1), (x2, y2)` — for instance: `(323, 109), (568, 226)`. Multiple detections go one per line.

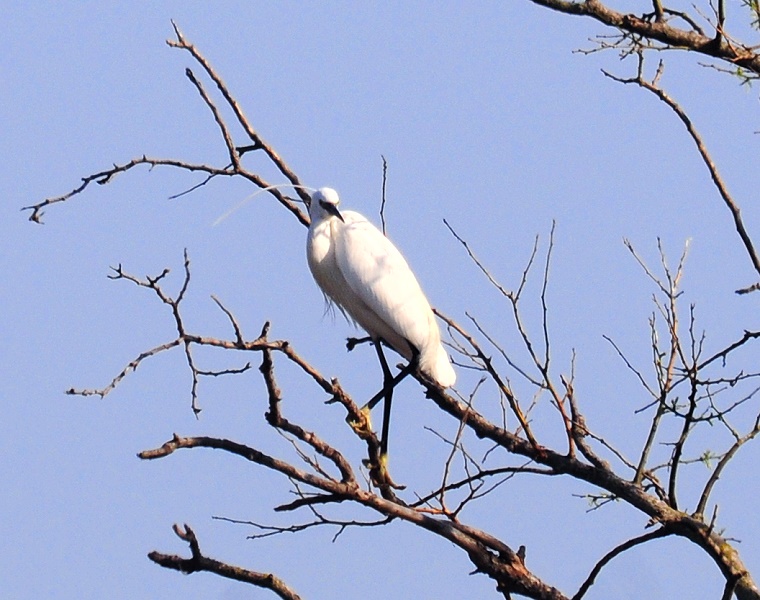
(149, 524), (303, 600)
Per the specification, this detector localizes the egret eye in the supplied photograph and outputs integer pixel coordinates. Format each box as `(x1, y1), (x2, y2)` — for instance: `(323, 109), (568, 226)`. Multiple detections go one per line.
(319, 199), (344, 222)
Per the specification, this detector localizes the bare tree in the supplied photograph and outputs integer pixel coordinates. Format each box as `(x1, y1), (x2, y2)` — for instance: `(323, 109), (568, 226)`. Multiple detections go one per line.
(25, 4), (760, 599)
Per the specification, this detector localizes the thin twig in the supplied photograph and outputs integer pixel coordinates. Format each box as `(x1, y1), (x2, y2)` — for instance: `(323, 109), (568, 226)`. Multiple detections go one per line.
(183, 67), (240, 169)
(167, 21), (310, 205)
(572, 528), (671, 600)
(605, 58), (760, 282)
(22, 156), (233, 223)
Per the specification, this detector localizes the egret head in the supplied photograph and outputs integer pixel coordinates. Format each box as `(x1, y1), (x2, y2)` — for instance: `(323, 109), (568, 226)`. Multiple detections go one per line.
(310, 187), (344, 223)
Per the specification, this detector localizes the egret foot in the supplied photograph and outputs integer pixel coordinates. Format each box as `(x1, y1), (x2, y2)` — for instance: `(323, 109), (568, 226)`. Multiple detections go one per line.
(346, 404), (373, 438)
(366, 453), (405, 490)
(346, 336), (372, 352)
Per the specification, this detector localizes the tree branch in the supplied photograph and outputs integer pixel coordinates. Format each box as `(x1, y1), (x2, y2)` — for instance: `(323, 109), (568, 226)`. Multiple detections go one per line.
(528, 1), (760, 74)
(572, 528), (671, 600)
(167, 21), (310, 206)
(149, 524), (303, 600)
(603, 57), (760, 285)
(22, 156), (233, 224)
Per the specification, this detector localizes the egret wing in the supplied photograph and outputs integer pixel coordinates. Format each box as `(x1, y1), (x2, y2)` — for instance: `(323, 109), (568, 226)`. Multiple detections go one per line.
(334, 211), (435, 357)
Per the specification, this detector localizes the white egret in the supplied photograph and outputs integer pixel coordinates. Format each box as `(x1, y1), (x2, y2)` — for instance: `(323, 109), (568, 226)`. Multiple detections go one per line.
(215, 183), (455, 462)
(306, 187), (455, 460)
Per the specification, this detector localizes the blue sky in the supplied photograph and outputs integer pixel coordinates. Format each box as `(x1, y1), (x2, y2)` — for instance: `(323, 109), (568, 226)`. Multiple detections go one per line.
(4, 3), (760, 599)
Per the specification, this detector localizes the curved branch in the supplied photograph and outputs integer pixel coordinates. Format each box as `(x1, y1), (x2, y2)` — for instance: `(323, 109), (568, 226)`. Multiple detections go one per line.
(149, 524), (303, 600)
(696, 414), (760, 518)
(603, 58), (760, 282)
(139, 434), (328, 483)
(572, 528), (671, 600)
(183, 67), (241, 170)
(24, 24), (311, 227)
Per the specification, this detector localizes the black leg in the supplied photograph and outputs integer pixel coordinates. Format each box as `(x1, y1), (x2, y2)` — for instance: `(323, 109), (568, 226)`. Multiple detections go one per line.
(363, 362), (414, 412)
(365, 342), (421, 458)
(374, 341), (394, 458)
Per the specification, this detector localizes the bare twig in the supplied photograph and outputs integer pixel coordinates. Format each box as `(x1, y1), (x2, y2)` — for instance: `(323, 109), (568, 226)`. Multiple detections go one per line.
(183, 67), (241, 169)
(436, 310), (537, 446)
(605, 58), (760, 283)
(572, 528), (671, 600)
(167, 21), (308, 204)
(211, 294), (245, 345)
(149, 524), (303, 600)
(22, 156), (233, 223)
(696, 413), (760, 518)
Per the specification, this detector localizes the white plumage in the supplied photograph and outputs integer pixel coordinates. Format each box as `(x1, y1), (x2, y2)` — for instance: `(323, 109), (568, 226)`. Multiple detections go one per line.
(306, 187), (455, 388)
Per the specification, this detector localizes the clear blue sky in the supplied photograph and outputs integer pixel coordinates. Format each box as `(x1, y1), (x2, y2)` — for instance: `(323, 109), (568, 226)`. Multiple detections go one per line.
(4, 3), (760, 599)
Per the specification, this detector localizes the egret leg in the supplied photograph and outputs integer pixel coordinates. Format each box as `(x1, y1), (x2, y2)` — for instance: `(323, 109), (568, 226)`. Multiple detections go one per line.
(363, 357), (415, 412)
(373, 342), (394, 458)
(364, 342), (419, 458)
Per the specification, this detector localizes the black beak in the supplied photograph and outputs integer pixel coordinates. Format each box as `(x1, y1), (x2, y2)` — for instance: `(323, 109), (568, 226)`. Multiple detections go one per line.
(320, 200), (344, 222)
